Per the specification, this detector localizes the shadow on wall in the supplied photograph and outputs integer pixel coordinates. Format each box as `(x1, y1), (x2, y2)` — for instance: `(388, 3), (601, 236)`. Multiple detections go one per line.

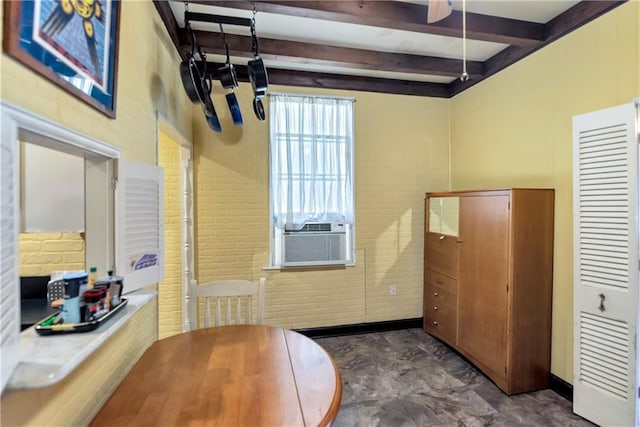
(365, 207), (424, 322)
(150, 20), (193, 133)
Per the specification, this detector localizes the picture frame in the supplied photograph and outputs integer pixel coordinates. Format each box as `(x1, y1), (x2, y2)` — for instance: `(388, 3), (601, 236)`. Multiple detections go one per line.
(3, 0), (121, 118)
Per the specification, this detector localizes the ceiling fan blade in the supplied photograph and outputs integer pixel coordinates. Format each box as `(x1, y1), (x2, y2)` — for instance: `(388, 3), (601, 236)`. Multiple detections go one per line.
(427, 0), (453, 24)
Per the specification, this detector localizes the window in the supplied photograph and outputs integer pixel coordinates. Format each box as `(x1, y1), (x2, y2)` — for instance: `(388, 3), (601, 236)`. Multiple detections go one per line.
(269, 93), (355, 267)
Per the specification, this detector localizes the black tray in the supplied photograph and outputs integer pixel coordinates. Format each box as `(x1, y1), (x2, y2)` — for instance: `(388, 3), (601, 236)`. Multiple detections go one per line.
(34, 298), (128, 336)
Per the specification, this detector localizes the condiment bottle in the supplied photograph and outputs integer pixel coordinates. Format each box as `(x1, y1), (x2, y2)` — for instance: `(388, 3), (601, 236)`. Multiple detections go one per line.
(88, 266), (97, 290)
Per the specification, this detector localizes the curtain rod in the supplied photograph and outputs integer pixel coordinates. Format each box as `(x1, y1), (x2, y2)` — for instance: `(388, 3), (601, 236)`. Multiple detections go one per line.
(267, 92), (356, 103)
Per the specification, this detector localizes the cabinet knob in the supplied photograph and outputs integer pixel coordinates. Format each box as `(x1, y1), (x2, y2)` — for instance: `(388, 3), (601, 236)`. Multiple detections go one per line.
(433, 321), (438, 326)
(439, 235), (446, 241)
(433, 306), (438, 311)
(433, 292), (439, 297)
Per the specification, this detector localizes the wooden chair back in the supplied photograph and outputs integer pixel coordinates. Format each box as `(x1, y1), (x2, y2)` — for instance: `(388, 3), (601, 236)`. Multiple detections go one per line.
(192, 278), (266, 327)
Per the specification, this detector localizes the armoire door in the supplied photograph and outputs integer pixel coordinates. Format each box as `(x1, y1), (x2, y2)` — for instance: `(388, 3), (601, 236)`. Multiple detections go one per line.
(573, 102), (639, 426)
(458, 194), (510, 380)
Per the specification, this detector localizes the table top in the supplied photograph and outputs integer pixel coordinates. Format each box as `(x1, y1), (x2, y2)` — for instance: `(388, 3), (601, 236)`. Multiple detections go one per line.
(91, 325), (342, 427)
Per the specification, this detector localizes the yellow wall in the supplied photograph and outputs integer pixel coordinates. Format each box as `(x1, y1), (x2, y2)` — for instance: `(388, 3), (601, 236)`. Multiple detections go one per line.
(1, 1), (191, 423)
(194, 84), (450, 329)
(158, 130), (183, 338)
(449, 1), (640, 382)
(19, 233), (85, 276)
(5, 0), (634, 393)
(0, 1), (193, 162)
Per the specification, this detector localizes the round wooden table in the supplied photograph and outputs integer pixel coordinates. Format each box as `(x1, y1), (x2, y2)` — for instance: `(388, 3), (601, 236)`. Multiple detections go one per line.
(91, 325), (342, 427)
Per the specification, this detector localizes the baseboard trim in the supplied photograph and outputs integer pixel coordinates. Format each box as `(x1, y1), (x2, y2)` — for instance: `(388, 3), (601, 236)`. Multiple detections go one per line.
(550, 374), (573, 401)
(294, 318), (423, 339)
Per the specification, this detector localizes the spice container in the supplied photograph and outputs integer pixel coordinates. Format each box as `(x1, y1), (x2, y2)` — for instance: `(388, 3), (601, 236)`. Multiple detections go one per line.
(83, 289), (103, 321)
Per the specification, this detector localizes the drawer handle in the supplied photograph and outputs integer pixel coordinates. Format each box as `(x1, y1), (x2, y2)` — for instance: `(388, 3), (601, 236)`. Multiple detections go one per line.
(433, 306), (438, 311)
(433, 292), (438, 297)
(433, 320), (438, 326)
(435, 279), (444, 285)
(439, 235), (445, 241)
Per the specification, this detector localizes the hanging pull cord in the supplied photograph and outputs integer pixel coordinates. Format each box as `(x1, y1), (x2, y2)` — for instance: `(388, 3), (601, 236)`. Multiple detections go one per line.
(460, 0), (469, 82)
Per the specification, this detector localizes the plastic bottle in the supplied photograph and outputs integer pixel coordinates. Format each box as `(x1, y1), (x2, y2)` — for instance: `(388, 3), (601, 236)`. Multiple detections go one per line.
(88, 266), (97, 290)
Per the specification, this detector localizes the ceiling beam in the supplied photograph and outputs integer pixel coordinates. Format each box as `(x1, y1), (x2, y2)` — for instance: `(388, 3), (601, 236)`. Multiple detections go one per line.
(153, 0), (187, 60)
(209, 63), (450, 98)
(447, 0), (627, 97)
(190, 31), (484, 79)
(190, 1), (545, 47)
(157, 0), (628, 98)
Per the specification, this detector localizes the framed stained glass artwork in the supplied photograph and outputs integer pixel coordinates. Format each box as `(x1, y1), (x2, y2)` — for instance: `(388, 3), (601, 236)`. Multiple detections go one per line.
(3, 0), (121, 118)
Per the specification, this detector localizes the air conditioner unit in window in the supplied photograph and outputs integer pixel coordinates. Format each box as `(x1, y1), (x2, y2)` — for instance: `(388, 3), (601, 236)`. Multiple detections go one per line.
(282, 223), (347, 267)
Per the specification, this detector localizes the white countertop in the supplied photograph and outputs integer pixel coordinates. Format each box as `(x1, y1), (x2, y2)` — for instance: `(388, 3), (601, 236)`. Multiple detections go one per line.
(7, 290), (156, 390)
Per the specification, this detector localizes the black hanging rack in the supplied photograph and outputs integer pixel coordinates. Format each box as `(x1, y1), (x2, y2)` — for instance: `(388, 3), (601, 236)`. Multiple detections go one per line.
(185, 12), (252, 27)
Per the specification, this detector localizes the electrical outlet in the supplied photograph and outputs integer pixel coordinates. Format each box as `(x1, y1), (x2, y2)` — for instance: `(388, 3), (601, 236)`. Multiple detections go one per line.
(389, 284), (397, 296)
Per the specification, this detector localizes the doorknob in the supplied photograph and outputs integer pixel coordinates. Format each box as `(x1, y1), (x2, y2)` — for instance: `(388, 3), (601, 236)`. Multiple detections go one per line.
(598, 293), (606, 312)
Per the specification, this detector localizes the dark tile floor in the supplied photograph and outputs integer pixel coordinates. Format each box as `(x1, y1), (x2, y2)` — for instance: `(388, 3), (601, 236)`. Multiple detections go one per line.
(315, 329), (595, 427)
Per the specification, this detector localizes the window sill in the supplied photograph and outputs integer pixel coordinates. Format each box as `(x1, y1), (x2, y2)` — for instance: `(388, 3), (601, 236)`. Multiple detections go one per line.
(6, 290), (157, 390)
(263, 263), (356, 270)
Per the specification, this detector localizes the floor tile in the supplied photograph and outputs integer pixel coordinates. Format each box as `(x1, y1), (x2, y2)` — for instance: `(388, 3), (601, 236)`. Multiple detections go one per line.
(315, 329), (595, 427)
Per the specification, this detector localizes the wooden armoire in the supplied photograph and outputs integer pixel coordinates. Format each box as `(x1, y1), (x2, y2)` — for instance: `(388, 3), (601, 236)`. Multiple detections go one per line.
(424, 189), (554, 395)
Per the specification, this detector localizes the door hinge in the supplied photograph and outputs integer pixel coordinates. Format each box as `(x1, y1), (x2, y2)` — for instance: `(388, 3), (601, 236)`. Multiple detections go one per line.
(506, 284), (509, 293)
(112, 177), (118, 191)
(508, 201), (511, 210)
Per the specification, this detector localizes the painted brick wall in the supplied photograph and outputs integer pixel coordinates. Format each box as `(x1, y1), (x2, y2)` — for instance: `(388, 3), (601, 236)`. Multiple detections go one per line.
(19, 232), (85, 276)
(1, 0), (190, 419)
(195, 84), (450, 329)
(0, 2), (193, 164)
(158, 131), (183, 338)
(1, 297), (157, 426)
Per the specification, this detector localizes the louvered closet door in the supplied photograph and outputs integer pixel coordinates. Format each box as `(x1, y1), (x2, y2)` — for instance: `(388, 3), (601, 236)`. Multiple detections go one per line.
(573, 102), (639, 427)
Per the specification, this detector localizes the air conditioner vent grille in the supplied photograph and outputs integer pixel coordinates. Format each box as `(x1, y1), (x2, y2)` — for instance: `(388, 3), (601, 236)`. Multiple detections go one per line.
(282, 232), (347, 266)
(300, 223), (331, 232)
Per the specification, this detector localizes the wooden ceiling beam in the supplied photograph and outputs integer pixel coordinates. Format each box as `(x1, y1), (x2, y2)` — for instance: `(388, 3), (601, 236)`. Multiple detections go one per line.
(190, 0), (544, 47)
(153, 0), (188, 60)
(208, 63), (450, 98)
(190, 31), (484, 79)
(157, 0), (627, 98)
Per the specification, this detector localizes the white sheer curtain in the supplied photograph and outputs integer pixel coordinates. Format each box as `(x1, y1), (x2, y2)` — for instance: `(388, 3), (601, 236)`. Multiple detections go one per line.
(269, 93), (354, 230)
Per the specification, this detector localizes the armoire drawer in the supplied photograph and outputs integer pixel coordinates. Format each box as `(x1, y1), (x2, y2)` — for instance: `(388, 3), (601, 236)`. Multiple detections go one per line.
(424, 300), (457, 344)
(425, 270), (458, 294)
(425, 232), (459, 278)
(424, 282), (456, 309)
